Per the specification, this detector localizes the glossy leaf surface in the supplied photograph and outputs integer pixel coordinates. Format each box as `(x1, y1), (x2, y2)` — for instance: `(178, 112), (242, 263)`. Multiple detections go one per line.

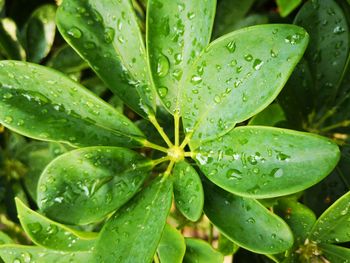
(0, 18), (26, 60)
(94, 178), (173, 263)
(57, 0), (156, 117)
(147, 0), (216, 113)
(319, 243), (350, 262)
(173, 161), (203, 221)
(183, 238), (223, 263)
(38, 147), (152, 225)
(182, 25), (309, 148)
(16, 198), (96, 251)
(0, 61), (143, 148)
(204, 181), (293, 254)
(196, 126), (340, 198)
(309, 191), (350, 243)
(0, 245), (93, 262)
(157, 224), (186, 263)
(22, 4), (56, 63)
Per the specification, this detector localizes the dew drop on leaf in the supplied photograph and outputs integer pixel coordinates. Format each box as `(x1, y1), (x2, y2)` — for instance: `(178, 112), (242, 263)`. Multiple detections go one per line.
(158, 86), (168, 98)
(191, 75), (202, 84)
(226, 41), (236, 53)
(104, 27), (115, 43)
(156, 54), (170, 77)
(67, 27), (82, 39)
(253, 59), (264, 70)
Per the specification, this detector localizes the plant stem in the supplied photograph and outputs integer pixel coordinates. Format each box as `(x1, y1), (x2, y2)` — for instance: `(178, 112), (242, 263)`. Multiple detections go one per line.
(153, 254), (160, 263)
(174, 112), (180, 146)
(151, 156), (171, 167)
(208, 223), (213, 244)
(142, 140), (169, 153)
(184, 152), (195, 158)
(163, 161), (175, 178)
(320, 120), (350, 132)
(149, 115), (173, 148)
(180, 133), (192, 149)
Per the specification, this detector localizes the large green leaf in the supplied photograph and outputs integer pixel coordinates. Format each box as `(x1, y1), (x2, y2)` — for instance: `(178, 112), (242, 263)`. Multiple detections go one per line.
(294, 0), (350, 110)
(157, 224), (186, 263)
(183, 238), (223, 263)
(0, 245), (93, 262)
(319, 243), (350, 262)
(248, 103), (286, 127)
(16, 198), (96, 251)
(22, 4), (56, 63)
(309, 191), (350, 244)
(173, 161), (204, 221)
(37, 147), (152, 225)
(181, 25), (309, 148)
(0, 61), (144, 148)
(204, 180), (293, 254)
(0, 18), (26, 60)
(56, 0), (156, 117)
(147, 0), (216, 113)
(94, 177), (173, 263)
(195, 126), (340, 198)
(277, 0), (302, 17)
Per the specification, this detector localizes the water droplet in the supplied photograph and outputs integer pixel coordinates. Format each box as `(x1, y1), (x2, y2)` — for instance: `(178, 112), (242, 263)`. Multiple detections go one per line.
(187, 12), (195, 20)
(242, 93), (248, 102)
(226, 41), (236, 53)
(270, 168), (283, 178)
(156, 54), (170, 77)
(246, 217), (255, 223)
(253, 59), (264, 70)
(276, 152), (290, 161)
(285, 33), (305, 45)
(158, 86), (168, 98)
(333, 26), (345, 34)
(28, 222), (42, 234)
(244, 54), (253, 61)
(214, 95), (221, 104)
(4, 116), (13, 123)
(226, 169), (243, 180)
(104, 27), (115, 43)
(191, 75), (202, 84)
(67, 27), (82, 39)
(3, 93), (13, 99)
(270, 49), (278, 58)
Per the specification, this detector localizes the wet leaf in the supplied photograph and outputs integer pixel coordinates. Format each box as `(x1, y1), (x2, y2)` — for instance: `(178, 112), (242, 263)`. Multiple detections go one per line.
(309, 191), (350, 244)
(16, 198), (96, 251)
(0, 61), (144, 148)
(56, 0), (156, 117)
(182, 25), (309, 148)
(0, 18), (26, 60)
(37, 147), (152, 225)
(319, 243), (350, 262)
(277, 0), (302, 17)
(157, 224), (186, 263)
(94, 177), (173, 263)
(183, 238), (223, 263)
(173, 161), (203, 221)
(204, 180), (293, 254)
(147, 0), (216, 113)
(195, 126), (340, 198)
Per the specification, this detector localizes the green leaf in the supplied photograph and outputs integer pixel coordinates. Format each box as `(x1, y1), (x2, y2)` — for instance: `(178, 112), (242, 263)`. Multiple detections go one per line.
(173, 161), (203, 221)
(16, 198), (96, 251)
(213, 0), (255, 38)
(319, 243), (350, 262)
(147, 0), (216, 113)
(0, 61), (144, 148)
(94, 177), (173, 263)
(203, 180), (293, 254)
(37, 147), (152, 225)
(0, 245), (93, 262)
(309, 191), (350, 244)
(217, 233), (239, 256)
(195, 126), (340, 198)
(22, 4), (56, 63)
(181, 25), (309, 148)
(0, 232), (13, 245)
(294, 0), (350, 110)
(0, 0), (4, 14)
(276, 0), (302, 17)
(56, 0), (156, 117)
(0, 18), (26, 60)
(248, 103), (286, 126)
(46, 44), (88, 74)
(157, 224), (186, 263)
(183, 238), (223, 263)
(229, 14), (269, 32)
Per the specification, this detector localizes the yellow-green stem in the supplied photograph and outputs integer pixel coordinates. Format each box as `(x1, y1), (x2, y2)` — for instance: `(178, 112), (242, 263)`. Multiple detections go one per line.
(142, 140), (168, 153)
(180, 133), (192, 149)
(151, 156), (171, 167)
(163, 161), (175, 178)
(174, 112), (180, 146)
(149, 115), (173, 148)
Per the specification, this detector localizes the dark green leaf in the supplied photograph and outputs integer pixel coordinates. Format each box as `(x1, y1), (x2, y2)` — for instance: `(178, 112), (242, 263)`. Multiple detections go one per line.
(204, 180), (293, 254)
(277, 0), (302, 17)
(94, 177), (173, 263)
(183, 238), (223, 263)
(0, 245), (93, 262)
(147, 0), (216, 113)
(229, 14), (269, 31)
(217, 233), (239, 256)
(173, 161), (203, 221)
(196, 126), (340, 198)
(0, 61), (144, 148)
(248, 103), (286, 126)
(37, 147), (152, 225)
(182, 25), (309, 148)
(0, 18), (26, 60)
(22, 4), (56, 63)
(16, 198), (96, 251)
(157, 224), (186, 263)
(319, 243), (350, 262)
(56, 0), (156, 117)
(309, 191), (350, 244)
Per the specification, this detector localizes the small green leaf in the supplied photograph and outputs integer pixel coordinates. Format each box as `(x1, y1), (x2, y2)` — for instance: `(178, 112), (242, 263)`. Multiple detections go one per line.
(147, 0), (216, 113)
(94, 177), (173, 263)
(217, 233), (239, 256)
(157, 224), (186, 263)
(319, 243), (350, 262)
(276, 0), (302, 17)
(203, 180), (293, 254)
(173, 161), (203, 221)
(22, 4), (56, 63)
(248, 103), (286, 126)
(309, 191), (350, 244)
(16, 198), (96, 251)
(37, 147), (152, 225)
(0, 61), (144, 148)
(56, 0), (156, 117)
(182, 25), (309, 148)
(196, 126), (340, 198)
(0, 245), (93, 262)
(183, 238), (223, 263)
(0, 232), (13, 245)
(0, 18), (26, 60)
